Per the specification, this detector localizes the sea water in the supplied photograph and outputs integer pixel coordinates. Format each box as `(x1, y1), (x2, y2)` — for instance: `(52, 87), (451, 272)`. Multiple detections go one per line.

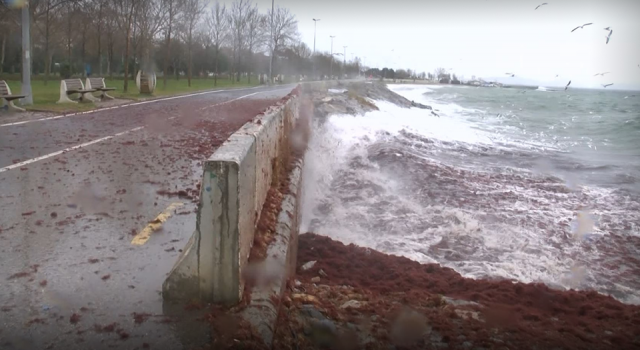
(301, 84), (640, 304)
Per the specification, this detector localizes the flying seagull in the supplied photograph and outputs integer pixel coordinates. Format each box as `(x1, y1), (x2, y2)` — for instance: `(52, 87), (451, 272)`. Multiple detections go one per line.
(535, 3), (548, 10)
(605, 29), (613, 44)
(505, 73), (515, 77)
(602, 83), (613, 88)
(564, 80), (572, 91)
(555, 74), (559, 78)
(593, 72), (610, 76)
(571, 23), (593, 32)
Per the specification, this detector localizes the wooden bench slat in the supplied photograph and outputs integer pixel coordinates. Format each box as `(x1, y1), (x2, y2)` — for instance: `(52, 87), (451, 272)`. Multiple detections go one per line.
(0, 95), (26, 100)
(1, 80), (27, 112)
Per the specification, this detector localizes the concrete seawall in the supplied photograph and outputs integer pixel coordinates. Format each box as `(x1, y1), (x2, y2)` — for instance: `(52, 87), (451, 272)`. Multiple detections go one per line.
(162, 80), (340, 347)
(162, 85), (306, 305)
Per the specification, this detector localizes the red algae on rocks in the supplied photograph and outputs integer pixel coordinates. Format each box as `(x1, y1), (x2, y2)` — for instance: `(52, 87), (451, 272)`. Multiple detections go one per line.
(268, 233), (640, 350)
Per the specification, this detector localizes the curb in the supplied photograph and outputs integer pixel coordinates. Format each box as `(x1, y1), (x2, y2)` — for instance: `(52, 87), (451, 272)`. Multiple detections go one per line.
(241, 157), (304, 347)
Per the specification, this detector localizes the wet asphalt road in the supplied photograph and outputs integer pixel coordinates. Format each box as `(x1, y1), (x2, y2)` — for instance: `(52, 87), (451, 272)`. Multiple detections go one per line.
(0, 84), (295, 350)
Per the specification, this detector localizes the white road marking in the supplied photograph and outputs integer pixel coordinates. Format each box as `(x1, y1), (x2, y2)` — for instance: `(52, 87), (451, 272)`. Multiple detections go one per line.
(0, 85), (272, 128)
(198, 88), (293, 112)
(0, 127), (144, 173)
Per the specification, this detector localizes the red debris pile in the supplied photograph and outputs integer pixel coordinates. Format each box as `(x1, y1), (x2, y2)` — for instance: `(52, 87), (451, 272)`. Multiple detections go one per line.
(203, 306), (268, 350)
(249, 94), (313, 263)
(268, 233), (640, 350)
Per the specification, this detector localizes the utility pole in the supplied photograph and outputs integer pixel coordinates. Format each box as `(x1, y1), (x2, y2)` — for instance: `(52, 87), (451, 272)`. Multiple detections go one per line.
(342, 46), (347, 78)
(363, 56), (367, 78)
(268, 0), (274, 85)
(21, 0), (33, 105)
(312, 18), (320, 79)
(329, 35), (335, 79)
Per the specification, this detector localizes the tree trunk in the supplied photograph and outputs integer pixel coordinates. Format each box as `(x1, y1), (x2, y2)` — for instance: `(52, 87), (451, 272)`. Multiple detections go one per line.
(203, 45), (208, 80)
(187, 29), (192, 87)
(67, 5), (72, 70)
(0, 34), (5, 74)
(131, 9), (138, 81)
(163, 0), (172, 89)
(123, 2), (135, 93)
(214, 46), (218, 87)
(81, 22), (87, 77)
(175, 56), (180, 80)
(44, 9), (50, 84)
(97, 2), (103, 76)
(247, 50), (252, 84)
(107, 35), (113, 78)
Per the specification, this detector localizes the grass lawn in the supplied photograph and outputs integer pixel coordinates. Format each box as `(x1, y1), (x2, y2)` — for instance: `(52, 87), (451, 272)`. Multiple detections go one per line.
(1, 76), (260, 113)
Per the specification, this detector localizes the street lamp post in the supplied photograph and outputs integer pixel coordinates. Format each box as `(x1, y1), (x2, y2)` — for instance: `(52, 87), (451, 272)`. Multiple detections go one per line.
(268, 0), (274, 85)
(21, 0), (33, 105)
(342, 46), (347, 78)
(329, 35), (335, 79)
(363, 56), (367, 78)
(312, 18), (320, 79)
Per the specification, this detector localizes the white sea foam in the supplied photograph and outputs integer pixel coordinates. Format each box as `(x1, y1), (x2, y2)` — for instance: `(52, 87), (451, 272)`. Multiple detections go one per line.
(301, 84), (640, 304)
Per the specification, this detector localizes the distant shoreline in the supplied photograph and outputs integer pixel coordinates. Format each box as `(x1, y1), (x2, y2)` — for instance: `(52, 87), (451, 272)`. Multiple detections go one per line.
(379, 79), (639, 92)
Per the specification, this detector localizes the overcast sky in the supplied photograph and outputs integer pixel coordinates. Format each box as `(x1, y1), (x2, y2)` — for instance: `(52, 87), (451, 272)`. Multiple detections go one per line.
(230, 0), (640, 89)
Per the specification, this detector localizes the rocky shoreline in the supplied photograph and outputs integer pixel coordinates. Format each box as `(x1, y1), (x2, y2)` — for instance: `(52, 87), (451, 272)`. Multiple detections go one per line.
(205, 233), (640, 350)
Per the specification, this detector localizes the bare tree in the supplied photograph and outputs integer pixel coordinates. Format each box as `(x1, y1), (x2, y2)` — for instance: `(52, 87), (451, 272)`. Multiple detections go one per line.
(229, 0), (251, 82)
(434, 67), (447, 80)
(181, 0), (205, 87)
(32, 0), (72, 84)
(94, 0), (106, 75)
(243, 4), (264, 83)
(115, 0), (137, 92)
(135, 0), (166, 71)
(162, 0), (182, 88)
(104, 3), (117, 77)
(0, 7), (11, 74)
(64, 1), (75, 68)
(206, 1), (229, 86)
(267, 6), (297, 78)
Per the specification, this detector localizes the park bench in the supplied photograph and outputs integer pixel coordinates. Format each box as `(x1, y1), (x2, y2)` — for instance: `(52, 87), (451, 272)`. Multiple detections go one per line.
(0, 80), (27, 112)
(57, 79), (97, 104)
(85, 77), (116, 100)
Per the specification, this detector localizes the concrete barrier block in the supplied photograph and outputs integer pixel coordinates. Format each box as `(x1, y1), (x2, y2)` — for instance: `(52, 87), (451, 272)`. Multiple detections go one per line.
(241, 158), (304, 346)
(239, 109), (283, 221)
(198, 134), (256, 304)
(162, 231), (200, 302)
(163, 93), (306, 306)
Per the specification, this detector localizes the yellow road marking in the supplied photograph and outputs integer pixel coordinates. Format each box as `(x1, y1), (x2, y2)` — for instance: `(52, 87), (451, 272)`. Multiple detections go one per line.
(131, 202), (184, 246)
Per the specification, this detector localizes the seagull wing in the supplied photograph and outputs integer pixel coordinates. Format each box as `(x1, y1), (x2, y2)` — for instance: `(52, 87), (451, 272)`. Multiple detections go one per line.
(583, 23), (593, 26)
(565, 81), (572, 90)
(571, 26), (580, 32)
(535, 4), (540, 9)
